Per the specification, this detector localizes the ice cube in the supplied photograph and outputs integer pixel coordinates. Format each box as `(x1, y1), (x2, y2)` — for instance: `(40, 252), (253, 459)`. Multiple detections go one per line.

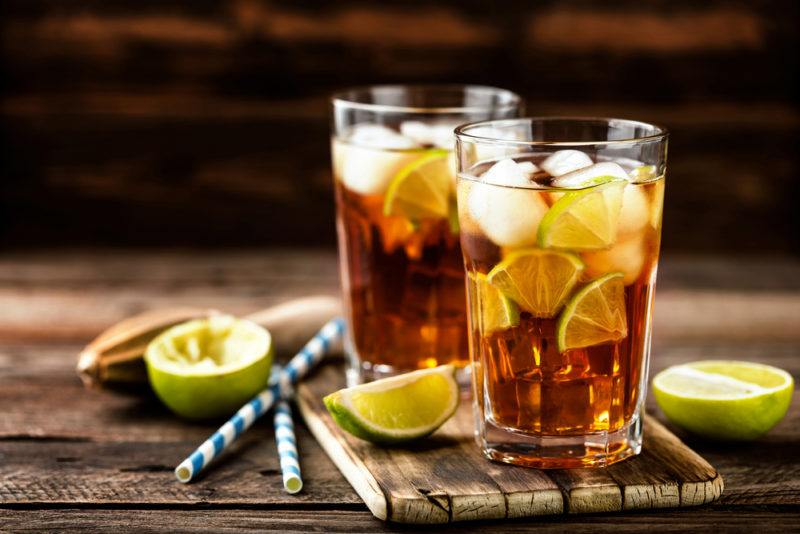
(518, 161), (539, 174)
(618, 183), (650, 238)
(480, 158), (531, 187)
(339, 145), (420, 196)
(348, 124), (417, 150)
(400, 121), (459, 149)
(551, 162), (629, 188)
(541, 150), (593, 177)
(467, 159), (549, 248)
(466, 126), (525, 162)
(582, 234), (647, 285)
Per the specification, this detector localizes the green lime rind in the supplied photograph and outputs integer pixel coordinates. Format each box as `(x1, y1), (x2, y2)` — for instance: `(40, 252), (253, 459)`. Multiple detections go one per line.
(653, 361), (794, 441)
(144, 317), (273, 420)
(382, 149), (451, 220)
(323, 366), (459, 444)
(556, 272), (627, 353)
(487, 249), (584, 318)
(468, 272), (520, 334)
(537, 178), (626, 250)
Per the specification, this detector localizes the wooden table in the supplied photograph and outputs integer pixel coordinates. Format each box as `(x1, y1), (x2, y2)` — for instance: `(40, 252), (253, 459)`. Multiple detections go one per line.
(1, 250), (798, 532)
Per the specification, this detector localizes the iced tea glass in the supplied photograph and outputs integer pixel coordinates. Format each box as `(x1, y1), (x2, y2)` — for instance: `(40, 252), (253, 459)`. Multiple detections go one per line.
(332, 85), (521, 386)
(455, 118), (667, 468)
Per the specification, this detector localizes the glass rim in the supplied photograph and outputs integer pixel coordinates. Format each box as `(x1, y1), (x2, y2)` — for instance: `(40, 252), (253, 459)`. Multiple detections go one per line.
(455, 117), (669, 146)
(331, 84), (522, 114)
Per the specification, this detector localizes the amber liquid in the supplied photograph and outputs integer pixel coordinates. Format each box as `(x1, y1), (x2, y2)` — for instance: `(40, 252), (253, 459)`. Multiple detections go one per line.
(335, 181), (469, 375)
(464, 179), (663, 437)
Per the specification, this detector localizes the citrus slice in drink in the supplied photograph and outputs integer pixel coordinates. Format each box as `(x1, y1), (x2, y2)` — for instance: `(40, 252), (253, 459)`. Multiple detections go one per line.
(468, 272), (520, 333)
(144, 315), (273, 419)
(383, 149), (452, 221)
(323, 365), (459, 444)
(538, 179), (626, 250)
(653, 361), (793, 440)
(556, 272), (627, 352)
(487, 249), (584, 318)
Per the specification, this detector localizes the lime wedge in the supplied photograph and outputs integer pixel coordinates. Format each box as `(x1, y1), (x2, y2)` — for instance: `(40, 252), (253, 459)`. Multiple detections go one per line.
(383, 149), (453, 222)
(556, 272), (627, 352)
(323, 365), (459, 443)
(653, 361), (793, 440)
(538, 180), (626, 250)
(468, 272), (520, 333)
(488, 249), (584, 318)
(144, 315), (273, 419)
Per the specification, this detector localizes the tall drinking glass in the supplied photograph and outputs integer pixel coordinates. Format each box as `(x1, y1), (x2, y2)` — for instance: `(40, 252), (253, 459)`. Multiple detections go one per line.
(455, 118), (667, 467)
(332, 85), (521, 386)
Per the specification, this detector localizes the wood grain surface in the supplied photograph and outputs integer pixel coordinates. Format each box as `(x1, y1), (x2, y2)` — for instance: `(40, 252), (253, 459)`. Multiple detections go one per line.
(296, 363), (722, 523)
(0, 250), (798, 531)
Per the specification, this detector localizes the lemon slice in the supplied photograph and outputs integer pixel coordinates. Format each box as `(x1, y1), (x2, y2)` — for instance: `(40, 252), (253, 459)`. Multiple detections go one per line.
(653, 361), (793, 440)
(383, 149), (453, 222)
(323, 365), (459, 443)
(468, 272), (520, 333)
(556, 272), (627, 352)
(487, 249), (584, 318)
(538, 180), (626, 250)
(144, 315), (273, 419)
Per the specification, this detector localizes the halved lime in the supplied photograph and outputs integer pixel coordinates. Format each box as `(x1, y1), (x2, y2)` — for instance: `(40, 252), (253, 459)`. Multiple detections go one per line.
(653, 361), (793, 440)
(468, 272), (520, 334)
(538, 180), (626, 250)
(323, 365), (459, 444)
(144, 315), (273, 419)
(383, 149), (453, 221)
(556, 272), (627, 352)
(488, 249), (584, 318)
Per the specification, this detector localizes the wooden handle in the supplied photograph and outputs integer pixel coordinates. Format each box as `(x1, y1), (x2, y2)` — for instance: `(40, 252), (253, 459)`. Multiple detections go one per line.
(77, 295), (342, 390)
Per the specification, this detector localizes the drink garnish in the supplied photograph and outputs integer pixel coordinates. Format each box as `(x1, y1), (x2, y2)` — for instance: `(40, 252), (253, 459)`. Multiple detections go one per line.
(324, 365), (459, 444)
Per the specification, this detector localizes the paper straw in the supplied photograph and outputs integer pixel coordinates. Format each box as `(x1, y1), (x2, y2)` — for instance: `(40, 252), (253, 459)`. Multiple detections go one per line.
(174, 317), (344, 483)
(274, 400), (302, 493)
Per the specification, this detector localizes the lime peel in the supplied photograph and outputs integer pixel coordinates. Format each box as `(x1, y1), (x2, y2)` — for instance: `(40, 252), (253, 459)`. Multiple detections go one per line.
(538, 179), (626, 250)
(653, 360), (794, 440)
(323, 365), (459, 444)
(382, 149), (452, 221)
(145, 315), (274, 420)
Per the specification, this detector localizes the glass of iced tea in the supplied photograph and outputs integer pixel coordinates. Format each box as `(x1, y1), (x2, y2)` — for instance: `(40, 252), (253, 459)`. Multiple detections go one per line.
(332, 85), (521, 386)
(455, 117), (667, 468)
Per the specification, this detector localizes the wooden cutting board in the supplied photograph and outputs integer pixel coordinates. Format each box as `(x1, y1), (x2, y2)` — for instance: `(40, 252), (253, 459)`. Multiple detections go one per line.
(296, 361), (723, 524)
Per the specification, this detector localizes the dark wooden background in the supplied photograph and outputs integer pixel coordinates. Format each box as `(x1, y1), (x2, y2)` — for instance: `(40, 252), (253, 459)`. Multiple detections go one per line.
(1, 0), (798, 253)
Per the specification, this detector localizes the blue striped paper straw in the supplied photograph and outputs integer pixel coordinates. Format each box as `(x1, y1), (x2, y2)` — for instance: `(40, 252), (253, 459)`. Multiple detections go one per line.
(174, 317), (344, 483)
(274, 400), (302, 493)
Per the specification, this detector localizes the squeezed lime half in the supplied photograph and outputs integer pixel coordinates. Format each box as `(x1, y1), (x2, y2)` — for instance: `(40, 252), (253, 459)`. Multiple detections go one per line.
(144, 315), (273, 419)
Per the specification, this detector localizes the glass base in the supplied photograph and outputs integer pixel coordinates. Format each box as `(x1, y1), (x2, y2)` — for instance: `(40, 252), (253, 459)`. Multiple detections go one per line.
(346, 360), (472, 391)
(479, 415), (642, 469)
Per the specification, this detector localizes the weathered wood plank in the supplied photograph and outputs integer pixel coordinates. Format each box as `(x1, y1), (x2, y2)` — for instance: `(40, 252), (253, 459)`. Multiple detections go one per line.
(0, 412), (361, 507)
(2, 508), (799, 534)
(296, 362), (722, 523)
(0, 252), (797, 343)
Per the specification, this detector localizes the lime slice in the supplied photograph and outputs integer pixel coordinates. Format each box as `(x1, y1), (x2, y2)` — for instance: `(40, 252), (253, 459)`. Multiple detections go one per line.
(653, 361), (793, 440)
(630, 164), (657, 182)
(556, 272), (627, 352)
(468, 272), (520, 334)
(487, 249), (584, 318)
(323, 365), (459, 443)
(383, 149), (452, 221)
(144, 315), (273, 419)
(538, 180), (626, 250)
